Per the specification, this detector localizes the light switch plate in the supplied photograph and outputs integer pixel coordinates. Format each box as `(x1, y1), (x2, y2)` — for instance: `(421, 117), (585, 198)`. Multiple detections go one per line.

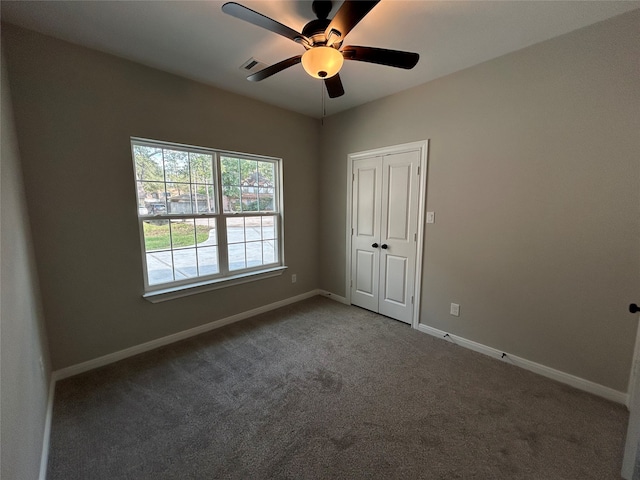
(450, 303), (460, 316)
(426, 211), (435, 224)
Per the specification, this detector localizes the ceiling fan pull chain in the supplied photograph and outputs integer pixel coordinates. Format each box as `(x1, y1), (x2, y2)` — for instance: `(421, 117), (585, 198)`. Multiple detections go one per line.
(322, 81), (326, 124)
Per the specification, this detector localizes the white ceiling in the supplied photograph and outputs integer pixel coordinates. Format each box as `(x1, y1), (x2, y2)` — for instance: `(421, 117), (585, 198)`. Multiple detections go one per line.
(2, 1), (639, 118)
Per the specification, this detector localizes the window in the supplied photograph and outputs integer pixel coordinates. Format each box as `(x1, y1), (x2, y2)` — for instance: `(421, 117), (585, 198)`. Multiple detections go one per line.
(131, 138), (284, 299)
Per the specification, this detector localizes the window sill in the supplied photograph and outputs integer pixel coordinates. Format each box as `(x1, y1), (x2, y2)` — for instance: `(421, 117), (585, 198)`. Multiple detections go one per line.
(143, 266), (287, 303)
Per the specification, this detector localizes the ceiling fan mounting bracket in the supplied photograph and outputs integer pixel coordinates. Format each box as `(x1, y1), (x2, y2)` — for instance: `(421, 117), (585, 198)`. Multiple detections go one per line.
(312, 0), (333, 20)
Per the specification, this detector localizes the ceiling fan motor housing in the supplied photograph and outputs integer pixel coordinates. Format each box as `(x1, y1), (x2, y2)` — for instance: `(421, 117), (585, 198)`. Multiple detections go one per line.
(304, 1), (337, 46)
(302, 18), (332, 45)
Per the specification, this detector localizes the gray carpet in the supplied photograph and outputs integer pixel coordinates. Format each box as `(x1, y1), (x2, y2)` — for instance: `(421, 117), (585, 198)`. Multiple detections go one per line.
(47, 296), (628, 479)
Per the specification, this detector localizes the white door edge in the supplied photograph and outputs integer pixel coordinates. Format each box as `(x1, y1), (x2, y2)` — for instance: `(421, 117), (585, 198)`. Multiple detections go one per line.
(345, 140), (429, 329)
(622, 314), (640, 479)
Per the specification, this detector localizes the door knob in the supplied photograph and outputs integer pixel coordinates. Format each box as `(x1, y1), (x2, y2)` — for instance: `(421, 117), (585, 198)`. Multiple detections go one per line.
(372, 243), (379, 248)
(630, 304), (640, 314)
(381, 244), (388, 249)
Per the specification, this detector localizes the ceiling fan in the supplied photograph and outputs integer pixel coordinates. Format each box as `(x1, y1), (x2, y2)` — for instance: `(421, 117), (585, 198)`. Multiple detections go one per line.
(221, 0), (419, 99)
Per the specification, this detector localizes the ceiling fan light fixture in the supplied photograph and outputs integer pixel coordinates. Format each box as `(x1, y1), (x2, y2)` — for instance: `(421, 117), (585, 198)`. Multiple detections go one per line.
(301, 46), (344, 79)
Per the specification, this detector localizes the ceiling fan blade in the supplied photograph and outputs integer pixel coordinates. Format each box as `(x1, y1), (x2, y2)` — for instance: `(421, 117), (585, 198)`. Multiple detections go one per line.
(324, 74), (345, 98)
(222, 2), (309, 45)
(325, 1), (380, 46)
(342, 46), (419, 69)
(247, 56), (302, 82)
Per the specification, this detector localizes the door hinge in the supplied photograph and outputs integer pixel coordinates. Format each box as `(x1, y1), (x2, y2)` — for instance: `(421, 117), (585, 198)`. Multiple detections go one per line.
(350, 279), (353, 288)
(411, 296), (414, 305)
(352, 173), (355, 182)
(414, 233), (417, 242)
(417, 166), (420, 175)
(351, 228), (354, 236)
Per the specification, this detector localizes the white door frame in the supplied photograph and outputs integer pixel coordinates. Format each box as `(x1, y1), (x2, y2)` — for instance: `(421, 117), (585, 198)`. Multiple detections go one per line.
(622, 315), (640, 478)
(345, 140), (429, 329)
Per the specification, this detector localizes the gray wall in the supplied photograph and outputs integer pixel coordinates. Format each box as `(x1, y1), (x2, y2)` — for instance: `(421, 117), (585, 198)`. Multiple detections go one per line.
(3, 9), (639, 396)
(1, 47), (51, 480)
(319, 10), (640, 392)
(2, 24), (321, 370)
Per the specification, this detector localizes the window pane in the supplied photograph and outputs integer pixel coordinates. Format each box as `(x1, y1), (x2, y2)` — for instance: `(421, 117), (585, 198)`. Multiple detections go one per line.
(143, 220), (171, 250)
(223, 186), (241, 213)
(226, 217), (245, 244)
(194, 185), (215, 213)
(263, 240), (276, 264)
(170, 219), (195, 248)
(246, 241), (262, 268)
(261, 216), (275, 240)
(189, 153), (213, 184)
(134, 145), (164, 182)
(228, 243), (246, 271)
(221, 157), (240, 186)
(198, 246), (219, 276)
(173, 248), (197, 279)
(241, 186), (259, 211)
(136, 182), (150, 214)
(258, 188), (274, 211)
(240, 159), (258, 187)
(195, 218), (216, 245)
(166, 182), (191, 198)
(245, 216), (262, 242)
(146, 250), (174, 285)
(166, 183), (192, 214)
(138, 182), (167, 215)
(164, 149), (189, 183)
(257, 161), (275, 187)
(194, 218), (216, 275)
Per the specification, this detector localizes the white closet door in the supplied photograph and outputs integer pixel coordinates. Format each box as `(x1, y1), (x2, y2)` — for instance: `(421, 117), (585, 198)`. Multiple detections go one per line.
(378, 150), (420, 323)
(350, 157), (382, 313)
(350, 150), (420, 324)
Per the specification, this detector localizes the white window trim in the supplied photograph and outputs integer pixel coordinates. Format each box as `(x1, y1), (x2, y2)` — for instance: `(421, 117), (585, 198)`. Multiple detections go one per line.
(131, 137), (285, 301)
(142, 266), (287, 303)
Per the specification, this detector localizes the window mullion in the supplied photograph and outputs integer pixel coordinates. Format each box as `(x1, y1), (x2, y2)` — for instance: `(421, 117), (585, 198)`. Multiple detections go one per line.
(217, 215), (230, 275)
(212, 152), (221, 215)
(161, 147), (168, 212)
(214, 154), (230, 275)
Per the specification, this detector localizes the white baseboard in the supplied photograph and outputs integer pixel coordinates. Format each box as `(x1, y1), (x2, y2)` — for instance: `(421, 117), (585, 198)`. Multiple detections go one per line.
(53, 290), (322, 381)
(417, 323), (628, 406)
(319, 290), (349, 305)
(311, 295), (627, 405)
(39, 375), (55, 480)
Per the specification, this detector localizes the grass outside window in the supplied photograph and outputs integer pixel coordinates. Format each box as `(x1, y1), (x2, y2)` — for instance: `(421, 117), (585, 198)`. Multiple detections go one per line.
(143, 222), (211, 250)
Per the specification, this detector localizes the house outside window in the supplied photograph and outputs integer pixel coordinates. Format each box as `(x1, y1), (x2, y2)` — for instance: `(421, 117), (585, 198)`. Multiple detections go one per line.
(131, 138), (284, 299)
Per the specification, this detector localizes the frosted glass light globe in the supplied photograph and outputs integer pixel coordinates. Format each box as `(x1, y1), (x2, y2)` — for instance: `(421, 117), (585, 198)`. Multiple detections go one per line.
(301, 46), (344, 79)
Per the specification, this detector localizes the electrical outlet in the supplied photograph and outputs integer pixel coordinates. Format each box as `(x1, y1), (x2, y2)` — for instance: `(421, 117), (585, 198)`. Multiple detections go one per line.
(291, 274), (297, 283)
(450, 303), (460, 316)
